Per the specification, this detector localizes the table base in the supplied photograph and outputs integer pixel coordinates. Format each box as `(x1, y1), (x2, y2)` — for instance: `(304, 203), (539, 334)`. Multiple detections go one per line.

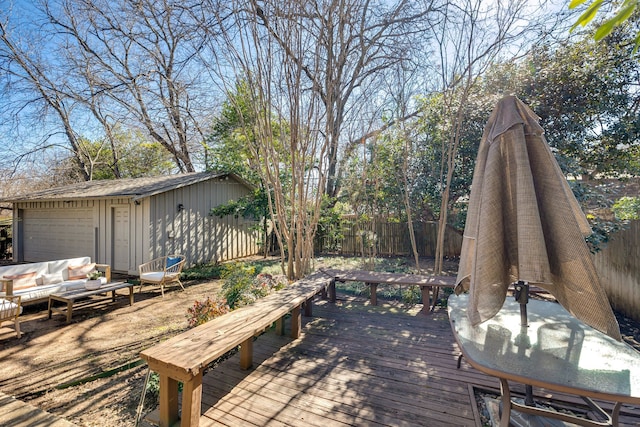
(48, 283), (134, 324)
(499, 378), (622, 427)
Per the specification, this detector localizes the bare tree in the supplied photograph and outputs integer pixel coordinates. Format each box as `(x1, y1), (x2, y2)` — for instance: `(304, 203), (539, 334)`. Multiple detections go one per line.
(207, 0), (328, 278)
(204, 0), (439, 277)
(0, 0), (219, 179)
(252, 0), (440, 198)
(0, 17), (92, 180)
(43, 0), (215, 173)
(429, 0), (546, 274)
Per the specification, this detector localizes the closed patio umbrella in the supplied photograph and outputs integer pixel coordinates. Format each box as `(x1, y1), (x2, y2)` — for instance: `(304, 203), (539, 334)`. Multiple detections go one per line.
(454, 95), (621, 341)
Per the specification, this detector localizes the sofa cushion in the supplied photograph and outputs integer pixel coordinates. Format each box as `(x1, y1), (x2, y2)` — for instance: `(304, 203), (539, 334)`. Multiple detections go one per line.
(11, 279), (87, 301)
(2, 272), (38, 291)
(67, 263), (96, 280)
(41, 272), (64, 286)
(11, 284), (63, 301)
(49, 257), (92, 279)
(0, 262), (49, 288)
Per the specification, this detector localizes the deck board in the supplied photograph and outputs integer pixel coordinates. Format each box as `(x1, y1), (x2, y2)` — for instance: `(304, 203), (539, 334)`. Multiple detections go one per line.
(180, 295), (640, 427)
(0, 391), (77, 427)
(199, 297), (478, 427)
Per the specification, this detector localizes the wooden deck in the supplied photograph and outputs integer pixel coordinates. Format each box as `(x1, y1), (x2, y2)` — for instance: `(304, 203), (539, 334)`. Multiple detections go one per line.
(0, 391), (76, 426)
(150, 294), (640, 427)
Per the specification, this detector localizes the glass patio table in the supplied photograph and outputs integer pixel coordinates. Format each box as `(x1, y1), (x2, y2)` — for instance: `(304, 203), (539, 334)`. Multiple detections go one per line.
(448, 293), (640, 427)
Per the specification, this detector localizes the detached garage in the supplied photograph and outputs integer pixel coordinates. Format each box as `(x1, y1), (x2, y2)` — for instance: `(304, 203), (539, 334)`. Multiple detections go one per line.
(2, 172), (260, 274)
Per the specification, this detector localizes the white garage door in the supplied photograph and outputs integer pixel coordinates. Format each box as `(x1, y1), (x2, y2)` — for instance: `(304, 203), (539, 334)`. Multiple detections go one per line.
(22, 209), (94, 262)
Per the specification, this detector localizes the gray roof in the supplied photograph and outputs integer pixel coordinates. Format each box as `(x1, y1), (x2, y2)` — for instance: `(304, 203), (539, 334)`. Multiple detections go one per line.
(1, 172), (252, 203)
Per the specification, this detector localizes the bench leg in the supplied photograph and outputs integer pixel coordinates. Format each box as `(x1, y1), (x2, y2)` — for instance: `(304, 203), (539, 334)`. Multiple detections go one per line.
(180, 373), (203, 427)
(329, 280), (336, 302)
(304, 298), (313, 317)
(275, 317), (285, 336)
(291, 306), (301, 339)
(159, 374), (180, 427)
(421, 286), (432, 314)
(368, 283), (378, 306)
(240, 337), (253, 370)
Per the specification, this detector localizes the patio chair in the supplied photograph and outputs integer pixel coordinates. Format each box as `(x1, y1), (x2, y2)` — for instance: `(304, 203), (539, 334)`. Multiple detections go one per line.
(139, 254), (186, 298)
(0, 295), (22, 338)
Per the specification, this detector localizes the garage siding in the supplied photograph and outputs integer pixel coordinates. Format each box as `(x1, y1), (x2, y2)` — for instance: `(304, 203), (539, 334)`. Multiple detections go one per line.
(148, 177), (260, 265)
(11, 174), (259, 271)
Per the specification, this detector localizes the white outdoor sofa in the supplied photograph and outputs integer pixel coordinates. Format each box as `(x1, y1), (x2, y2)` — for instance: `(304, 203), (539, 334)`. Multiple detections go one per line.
(0, 257), (111, 306)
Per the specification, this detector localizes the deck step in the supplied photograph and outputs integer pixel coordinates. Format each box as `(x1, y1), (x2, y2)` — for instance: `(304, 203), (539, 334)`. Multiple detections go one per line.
(0, 391), (76, 427)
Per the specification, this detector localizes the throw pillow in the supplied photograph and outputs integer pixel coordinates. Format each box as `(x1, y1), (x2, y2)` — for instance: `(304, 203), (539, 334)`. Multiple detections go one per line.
(67, 263), (96, 280)
(41, 272), (64, 286)
(2, 271), (38, 291)
(166, 256), (181, 269)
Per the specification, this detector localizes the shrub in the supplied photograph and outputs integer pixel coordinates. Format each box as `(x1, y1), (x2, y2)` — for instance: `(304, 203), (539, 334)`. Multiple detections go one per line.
(612, 196), (640, 220)
(221, 266), (289, 309)
(402, 285), (421, 306)
(181, 262), (225, 281)
(221, 265), (256, 309)
(186, 297), (230, 328)
(254, 272), (288, 292)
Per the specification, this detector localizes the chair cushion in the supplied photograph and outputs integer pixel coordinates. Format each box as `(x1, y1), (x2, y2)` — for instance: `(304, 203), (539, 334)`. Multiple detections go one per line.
(0, 298), (22, 318)
(166, 256), (181, 269)
(141, 272), (167, 282)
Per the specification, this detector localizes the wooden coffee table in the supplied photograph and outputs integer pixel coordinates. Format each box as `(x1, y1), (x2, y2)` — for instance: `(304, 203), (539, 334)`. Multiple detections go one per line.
(48, 282), (134, 324)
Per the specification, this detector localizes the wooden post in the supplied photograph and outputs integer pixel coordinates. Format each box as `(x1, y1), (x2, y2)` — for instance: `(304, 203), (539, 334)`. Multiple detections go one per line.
(275, 317), (285, 335)
(329, 280), (336, 302)
(180, 372), (203, 427)
(304, 297), (313, 316)
(420, 286), (431, 314)
(240, 337), (253, 370)
(159, 375), (180, 427)
(291, 306), (302, 338)
(368, 283), (378, 306)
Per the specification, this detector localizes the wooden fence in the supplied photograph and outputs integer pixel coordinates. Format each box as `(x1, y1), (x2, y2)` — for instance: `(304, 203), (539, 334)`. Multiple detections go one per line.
(593, 220), (640, 322)
(317, 218), (640, 322)
(316, 220), (463, 258)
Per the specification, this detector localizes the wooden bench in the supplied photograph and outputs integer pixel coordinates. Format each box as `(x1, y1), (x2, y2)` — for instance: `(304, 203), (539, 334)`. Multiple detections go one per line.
(139, 272), (335, 427)
(321, 268), (456, 312)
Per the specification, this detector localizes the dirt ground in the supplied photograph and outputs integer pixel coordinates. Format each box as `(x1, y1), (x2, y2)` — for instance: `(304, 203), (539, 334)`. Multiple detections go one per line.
(0, 277), (226, 427)
(0, 258), (639, 427)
